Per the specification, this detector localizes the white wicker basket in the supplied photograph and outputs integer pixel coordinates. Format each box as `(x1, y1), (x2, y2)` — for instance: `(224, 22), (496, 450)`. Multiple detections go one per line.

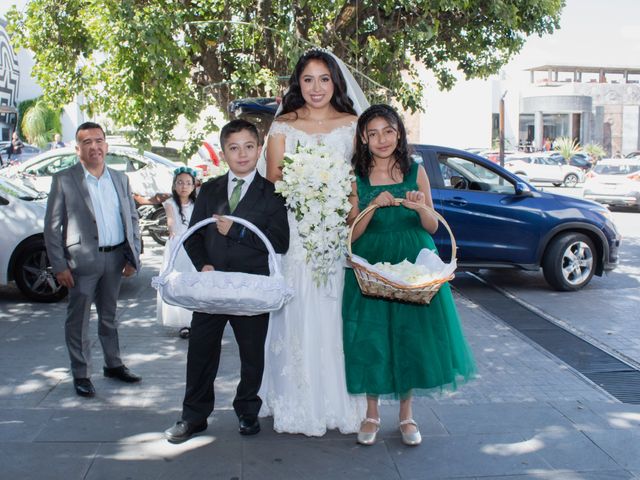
(152, 216), (293, 315)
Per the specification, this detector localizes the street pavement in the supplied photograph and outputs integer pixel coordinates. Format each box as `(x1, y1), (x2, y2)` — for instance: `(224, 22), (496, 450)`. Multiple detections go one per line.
(1, 237), (640, 479)
(477, 208), (640, 371)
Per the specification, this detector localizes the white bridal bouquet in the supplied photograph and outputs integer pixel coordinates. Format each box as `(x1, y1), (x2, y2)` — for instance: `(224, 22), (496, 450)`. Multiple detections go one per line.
(275, 144), (354, 285)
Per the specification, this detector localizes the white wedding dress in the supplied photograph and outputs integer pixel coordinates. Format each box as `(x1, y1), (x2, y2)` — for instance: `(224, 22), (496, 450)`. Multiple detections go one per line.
(259, 121), (366, 436)
(156, 199), (196, 328)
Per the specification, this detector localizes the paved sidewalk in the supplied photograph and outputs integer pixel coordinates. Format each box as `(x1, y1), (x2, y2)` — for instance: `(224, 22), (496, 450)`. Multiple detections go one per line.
(1, 241), (639, 479)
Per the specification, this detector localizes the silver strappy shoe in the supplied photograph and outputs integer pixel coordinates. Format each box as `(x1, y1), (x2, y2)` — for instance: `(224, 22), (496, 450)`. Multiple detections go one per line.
(399, 419), (422, 446)
(357, 417), (380, 445)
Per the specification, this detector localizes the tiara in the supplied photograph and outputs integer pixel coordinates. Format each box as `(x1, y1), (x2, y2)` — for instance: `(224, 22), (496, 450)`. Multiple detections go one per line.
(303, 46), (332, 56)
(173, 166), (198, 177)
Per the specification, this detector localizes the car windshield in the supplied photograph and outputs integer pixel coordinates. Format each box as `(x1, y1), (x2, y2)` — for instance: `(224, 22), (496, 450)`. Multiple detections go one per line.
(539, 156), (562, 165)
(593, 163), (640, 175)
(0, 177), (46, 200)
(141, 150), (179, 168)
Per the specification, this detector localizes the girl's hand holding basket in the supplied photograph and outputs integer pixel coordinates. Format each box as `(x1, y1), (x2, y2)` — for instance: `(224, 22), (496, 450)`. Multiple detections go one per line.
(369, 191), (396, 208)
(401, 190), (426, 211)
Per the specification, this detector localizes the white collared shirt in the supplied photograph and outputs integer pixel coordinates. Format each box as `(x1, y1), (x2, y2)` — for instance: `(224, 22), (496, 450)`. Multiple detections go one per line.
(227, 169), (257, 204)
(82, 165), (125, 247)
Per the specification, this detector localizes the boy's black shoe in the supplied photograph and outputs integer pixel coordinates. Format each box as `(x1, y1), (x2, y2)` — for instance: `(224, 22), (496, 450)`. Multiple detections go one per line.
(165, 420), (208, 444)
(238, 415), (260, 435)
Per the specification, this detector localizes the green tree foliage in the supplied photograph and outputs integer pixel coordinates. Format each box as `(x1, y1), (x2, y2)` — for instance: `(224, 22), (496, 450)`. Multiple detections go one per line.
(7, 0), (564, 146)
(20, 98), (63, 148)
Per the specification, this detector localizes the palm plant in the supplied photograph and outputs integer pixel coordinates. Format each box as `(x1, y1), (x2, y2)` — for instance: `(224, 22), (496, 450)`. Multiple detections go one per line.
(583, 143), (607, 164)
(20, 98), (62, 149)
(553, 137), (581, 162)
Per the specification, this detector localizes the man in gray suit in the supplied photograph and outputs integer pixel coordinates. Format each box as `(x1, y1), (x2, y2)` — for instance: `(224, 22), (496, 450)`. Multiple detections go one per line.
(44, 122), (142, 397)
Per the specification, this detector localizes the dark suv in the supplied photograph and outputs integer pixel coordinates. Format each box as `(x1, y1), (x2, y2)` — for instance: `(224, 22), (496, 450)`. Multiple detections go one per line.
(549, 152), (593, 172)
(229, 98), (621, 291)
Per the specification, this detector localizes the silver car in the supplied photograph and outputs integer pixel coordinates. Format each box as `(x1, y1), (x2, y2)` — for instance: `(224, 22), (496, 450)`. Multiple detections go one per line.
(0, 146), (180, 196)
(504, 154), (585, 187)
(583, 158), (640, 210)
(0, 176), (66, 302)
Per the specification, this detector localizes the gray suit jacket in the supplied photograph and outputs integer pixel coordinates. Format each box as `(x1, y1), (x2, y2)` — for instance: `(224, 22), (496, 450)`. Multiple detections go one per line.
(44, 162), (141, 275)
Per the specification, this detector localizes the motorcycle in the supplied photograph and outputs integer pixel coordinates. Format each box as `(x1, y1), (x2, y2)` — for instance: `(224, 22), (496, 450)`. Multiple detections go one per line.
(135, 194), (170, 246)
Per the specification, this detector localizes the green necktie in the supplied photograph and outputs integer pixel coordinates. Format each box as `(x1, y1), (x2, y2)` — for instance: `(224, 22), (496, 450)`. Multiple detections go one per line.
(229, 178), (245, 212)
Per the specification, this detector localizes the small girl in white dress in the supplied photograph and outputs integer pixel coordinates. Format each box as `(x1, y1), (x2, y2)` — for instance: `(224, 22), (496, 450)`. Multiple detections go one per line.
(156, 167), (198, 338)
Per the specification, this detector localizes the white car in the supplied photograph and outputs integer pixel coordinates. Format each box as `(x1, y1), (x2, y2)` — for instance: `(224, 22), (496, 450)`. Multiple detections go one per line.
(583, 158), (640, 209)
(505, 154), (584, 187)
(0, 176), (66, 302)
(0, 146), (180, 196)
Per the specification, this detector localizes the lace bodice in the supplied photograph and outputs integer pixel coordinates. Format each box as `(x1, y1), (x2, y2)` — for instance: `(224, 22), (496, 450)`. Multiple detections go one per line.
(269, 120), (356, 159)
(262, 121), (357, 266)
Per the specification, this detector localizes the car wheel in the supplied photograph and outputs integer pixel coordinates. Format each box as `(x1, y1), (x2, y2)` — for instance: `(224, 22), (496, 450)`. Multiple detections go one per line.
(148, 207), (168, 246)
(13, 238), (67, 302)
(542, 233), (596, 291)
(563, 173), (579, 187)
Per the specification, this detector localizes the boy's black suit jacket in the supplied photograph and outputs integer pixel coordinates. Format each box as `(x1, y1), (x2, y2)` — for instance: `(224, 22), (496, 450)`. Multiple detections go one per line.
(184, 172), (289, 276)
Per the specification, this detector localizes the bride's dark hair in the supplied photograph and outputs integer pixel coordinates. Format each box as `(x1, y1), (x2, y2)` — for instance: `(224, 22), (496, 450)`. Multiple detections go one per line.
(352, 104), (412, 179)
(278, 49), (357, 118)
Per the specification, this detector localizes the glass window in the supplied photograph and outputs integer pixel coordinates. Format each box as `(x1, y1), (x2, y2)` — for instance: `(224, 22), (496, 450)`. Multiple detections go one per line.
(594, 162), (640, 175)
(438, 154), (516, 194)
(542, 113), (570, 140)
(105, 154), (130, 172)
(540, 156), (560, 166)
(106, 153), (147, 172)
(519, 114), (535, 143)
(29, 155), (77, 175)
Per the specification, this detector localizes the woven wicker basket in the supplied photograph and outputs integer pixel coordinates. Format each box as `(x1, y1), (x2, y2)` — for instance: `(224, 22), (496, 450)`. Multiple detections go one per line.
(347, 199), (457, 305)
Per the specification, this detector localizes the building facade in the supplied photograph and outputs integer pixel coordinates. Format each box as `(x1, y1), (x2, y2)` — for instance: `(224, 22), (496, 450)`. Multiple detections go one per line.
(0, 20), (19, 143)
(518, 65), (640, 155)
(416, 63), (640, 157)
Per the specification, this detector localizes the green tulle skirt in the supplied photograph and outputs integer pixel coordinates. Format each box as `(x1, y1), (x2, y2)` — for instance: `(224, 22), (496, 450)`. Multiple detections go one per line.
(342, 207), (476, 400)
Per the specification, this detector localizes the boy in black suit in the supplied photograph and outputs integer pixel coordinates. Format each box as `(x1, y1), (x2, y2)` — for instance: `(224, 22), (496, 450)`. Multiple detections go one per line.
(165, 119), (289, 443)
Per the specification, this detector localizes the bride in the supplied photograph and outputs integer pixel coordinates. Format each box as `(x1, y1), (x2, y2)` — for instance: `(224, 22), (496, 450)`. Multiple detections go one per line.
(259, 48), (369, 436)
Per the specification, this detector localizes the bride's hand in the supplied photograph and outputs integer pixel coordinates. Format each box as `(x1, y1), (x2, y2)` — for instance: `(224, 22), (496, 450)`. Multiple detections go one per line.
(370, 191), (395, 208)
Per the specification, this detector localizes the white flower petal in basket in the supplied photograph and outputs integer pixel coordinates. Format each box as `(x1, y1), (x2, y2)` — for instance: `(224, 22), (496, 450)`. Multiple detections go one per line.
(415, 248), (458, 280)
(152, 216), (294, 316)
(346, 201), (457, 304)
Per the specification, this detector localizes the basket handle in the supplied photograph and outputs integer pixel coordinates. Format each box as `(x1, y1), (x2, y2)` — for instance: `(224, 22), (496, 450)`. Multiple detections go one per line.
(347, 198), (457, 263)
(159, 216), (281, 279)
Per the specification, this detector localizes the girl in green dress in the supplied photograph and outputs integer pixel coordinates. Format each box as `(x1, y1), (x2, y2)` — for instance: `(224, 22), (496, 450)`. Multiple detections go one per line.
(343, 105), (476, 446)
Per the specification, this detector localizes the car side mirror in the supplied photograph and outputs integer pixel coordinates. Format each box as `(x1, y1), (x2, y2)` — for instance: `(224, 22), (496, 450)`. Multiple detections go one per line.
(450, 175), (468, 189)
(515, 181), (532, 196)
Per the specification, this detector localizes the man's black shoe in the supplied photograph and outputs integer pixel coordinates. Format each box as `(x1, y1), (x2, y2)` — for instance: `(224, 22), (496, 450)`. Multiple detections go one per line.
(238, 415), (260, 436)
(103, 365), (142, 383)
(165, 420), (208, 444)
(73, 378), (95, 397)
